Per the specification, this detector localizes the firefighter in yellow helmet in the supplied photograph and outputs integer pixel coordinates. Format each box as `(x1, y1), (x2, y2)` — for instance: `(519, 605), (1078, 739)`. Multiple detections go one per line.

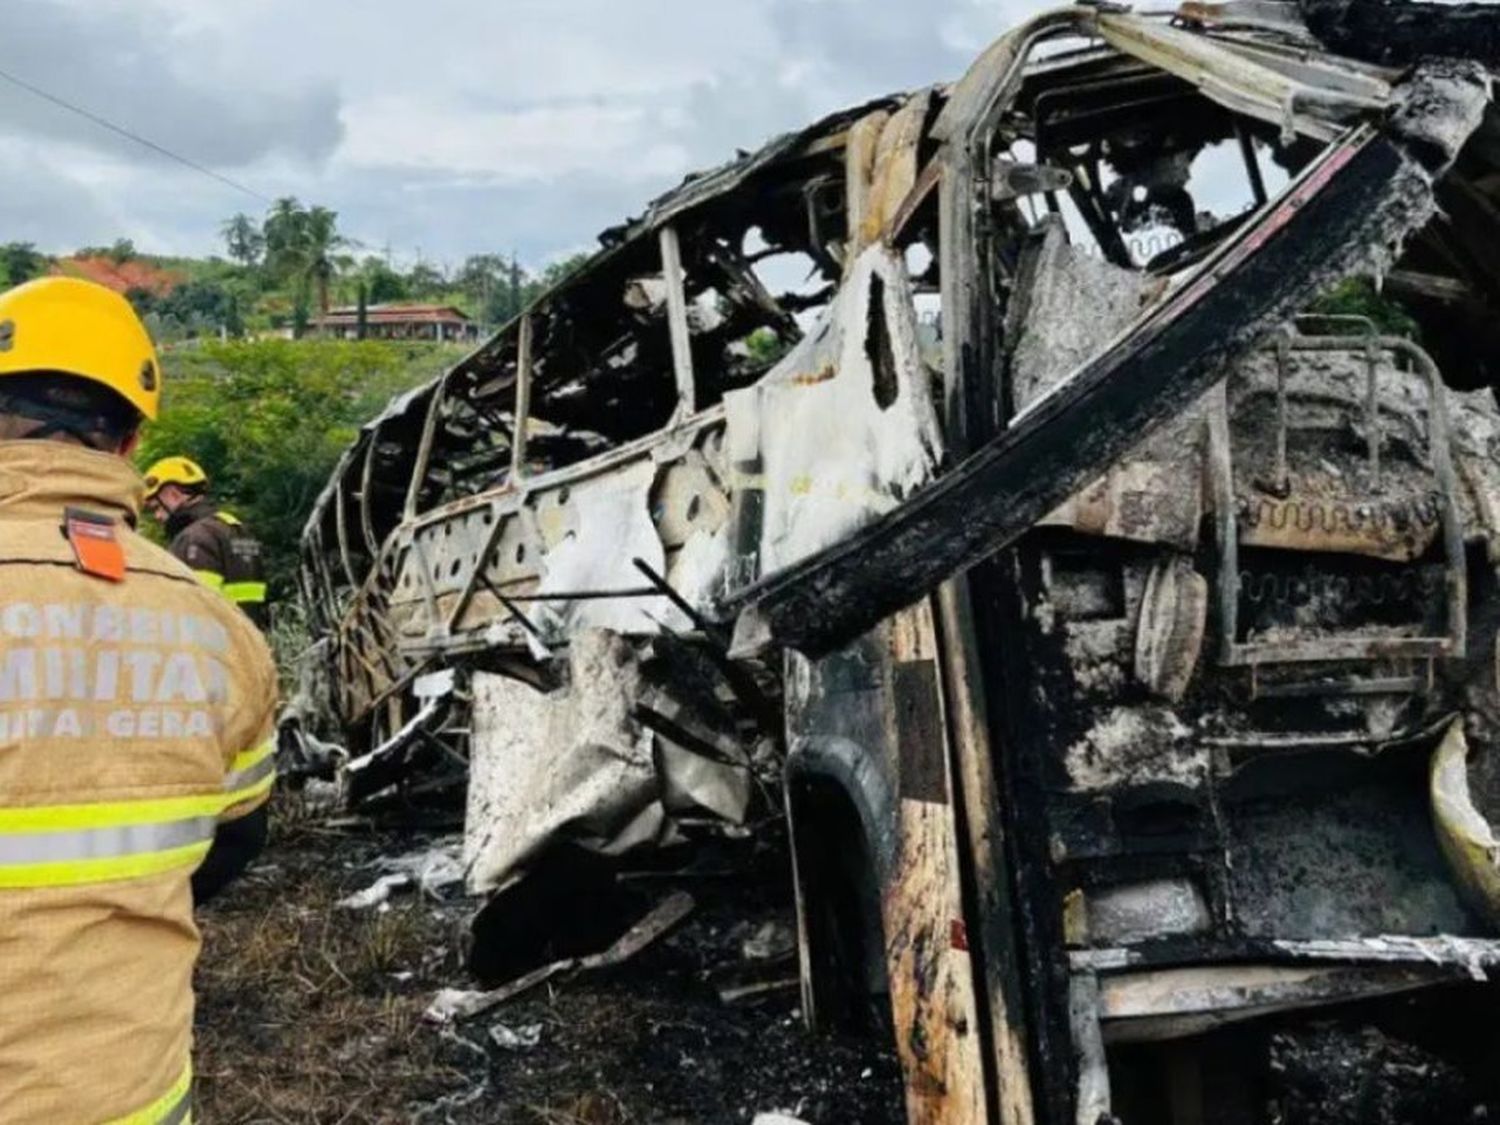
(0, 277), (277, 1123)
(143, 454), (270, 630)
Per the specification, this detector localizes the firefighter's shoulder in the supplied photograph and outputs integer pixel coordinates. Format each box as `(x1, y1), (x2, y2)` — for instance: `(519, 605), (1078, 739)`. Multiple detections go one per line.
(27, 505), (207, 593)
(163, 515), (237, 590)
(37, 509), (275, 669)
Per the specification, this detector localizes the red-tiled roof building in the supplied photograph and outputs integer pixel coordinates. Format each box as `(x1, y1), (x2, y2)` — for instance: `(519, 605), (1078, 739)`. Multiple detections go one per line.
(311, 303), (479, 342)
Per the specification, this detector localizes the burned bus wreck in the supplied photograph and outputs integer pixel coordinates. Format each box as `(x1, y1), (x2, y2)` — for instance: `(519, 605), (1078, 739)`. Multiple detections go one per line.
(300, 3), (1500, 1122)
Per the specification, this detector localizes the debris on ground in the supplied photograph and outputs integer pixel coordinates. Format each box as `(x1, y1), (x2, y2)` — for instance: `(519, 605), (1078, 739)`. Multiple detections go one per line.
(377, 839), (467, 898)
(716, 974), (801, 1008)
(427, 890), (697, 1024)
(741, 920), (797, 962)
(1267, 1024), (1482, 1125)
(197, 808), (903, 1124)
(337, 872), (412, 911)
(336, 839), (466, 910)
(488, 1022), (544, 1053)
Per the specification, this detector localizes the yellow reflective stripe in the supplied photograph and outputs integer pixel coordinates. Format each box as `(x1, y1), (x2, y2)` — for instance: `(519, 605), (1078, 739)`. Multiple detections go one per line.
(0, 813), (214, 863)
(0, 748), (280, 887)
(105, 1060), (192, 1125)
(224, 739), (277, 803)
(0, 792), (228, 834)
(0, 841), (213, 890)
(0, 767), (278, 888)
(223, 771), (276, 812)
(193, 569), (225, 591)
(0, 794), (221, 889)
(224, 580), (267, 604)
(216, 511), (242, 527)
(229, 740), (275, 776)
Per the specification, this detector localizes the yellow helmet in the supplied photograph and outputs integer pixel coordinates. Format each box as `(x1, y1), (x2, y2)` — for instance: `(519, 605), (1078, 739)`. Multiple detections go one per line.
(143, 456), (208, 502)
(0, 276), (161, 420)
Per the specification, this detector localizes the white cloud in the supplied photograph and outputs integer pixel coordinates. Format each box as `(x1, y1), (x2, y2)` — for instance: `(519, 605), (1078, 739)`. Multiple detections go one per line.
(0, 0), (343, 168)
(339, 99), (690, 183)
(0, 0), (1054, 265)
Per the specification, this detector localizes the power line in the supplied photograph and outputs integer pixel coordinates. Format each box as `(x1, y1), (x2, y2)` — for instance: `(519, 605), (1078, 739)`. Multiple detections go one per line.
(0, 63), (272, 205)
(0, 63), (401, 265)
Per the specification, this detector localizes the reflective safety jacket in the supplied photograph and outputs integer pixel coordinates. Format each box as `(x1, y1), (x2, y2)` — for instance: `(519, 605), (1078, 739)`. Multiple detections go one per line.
(165, 497), (268, 629)
(0, 441), (278, 1124)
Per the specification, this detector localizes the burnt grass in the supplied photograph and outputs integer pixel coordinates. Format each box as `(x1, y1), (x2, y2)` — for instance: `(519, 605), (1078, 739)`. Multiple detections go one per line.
(194, 798), (904, 1124)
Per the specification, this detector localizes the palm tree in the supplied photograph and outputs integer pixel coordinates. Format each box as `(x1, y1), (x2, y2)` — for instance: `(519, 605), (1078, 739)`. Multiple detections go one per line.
(262, 196), (307, 282)
(301, 206), (351, 315)
(257, 199), (352, 333)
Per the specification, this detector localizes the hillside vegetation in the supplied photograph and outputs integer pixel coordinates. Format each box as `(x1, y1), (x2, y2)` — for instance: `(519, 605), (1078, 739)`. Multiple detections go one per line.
(2, 198), (586, 342)
(135, 338), (465, 601)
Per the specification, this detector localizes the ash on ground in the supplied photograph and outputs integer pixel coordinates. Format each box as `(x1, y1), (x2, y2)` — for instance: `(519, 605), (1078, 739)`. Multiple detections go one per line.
(193, 800), (903, 1124)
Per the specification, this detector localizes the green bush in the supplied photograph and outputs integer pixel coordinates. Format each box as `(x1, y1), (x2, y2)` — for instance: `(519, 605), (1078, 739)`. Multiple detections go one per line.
(1308, 277), (1418, 339)
(136, 339), (463, 602)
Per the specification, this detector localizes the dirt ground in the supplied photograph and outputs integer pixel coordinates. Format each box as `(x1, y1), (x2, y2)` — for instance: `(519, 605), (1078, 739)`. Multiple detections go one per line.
(193, 799), (904, 1124)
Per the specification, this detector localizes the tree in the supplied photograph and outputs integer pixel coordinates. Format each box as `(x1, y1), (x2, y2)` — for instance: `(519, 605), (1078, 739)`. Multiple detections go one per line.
(222, 213), (265, 268)
(107, 239), (136, 265)
(262, 197), (307, 283)
(0, 243), (44, 287)
(506, 255), (524, 321)
(292, 295), (311, 339)
(225, 291), (244, 339)
(537, 252), (591, 291)
(457, 254), (505, 307)
(302, 206), (350, 315)
(457, 253), (537, 325)
(355, 257), (408, 304)
(123, 287), (159, 318)
(159, 281), (234, 333)
(474, 252), (589, 322)
(405, 261), (446, 298)
(261, 198), (350, 318)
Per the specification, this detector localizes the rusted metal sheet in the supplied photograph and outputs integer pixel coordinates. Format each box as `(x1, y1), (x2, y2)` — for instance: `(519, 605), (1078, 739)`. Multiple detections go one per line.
(882, 606), (988, 1125)
(859, 93), (932, 252)
(936, 580), (1039, 1125)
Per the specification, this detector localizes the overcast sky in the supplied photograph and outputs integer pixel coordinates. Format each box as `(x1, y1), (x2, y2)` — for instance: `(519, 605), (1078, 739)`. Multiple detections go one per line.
(0, 0), (1039, 272)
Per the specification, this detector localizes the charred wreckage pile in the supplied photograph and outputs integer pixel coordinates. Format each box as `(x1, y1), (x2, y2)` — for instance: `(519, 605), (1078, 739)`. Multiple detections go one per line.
(287, 2), (1500, 1122)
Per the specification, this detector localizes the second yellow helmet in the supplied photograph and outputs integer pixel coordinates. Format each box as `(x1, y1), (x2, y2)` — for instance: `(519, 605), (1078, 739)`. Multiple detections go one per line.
(143, 456), (208, 502)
